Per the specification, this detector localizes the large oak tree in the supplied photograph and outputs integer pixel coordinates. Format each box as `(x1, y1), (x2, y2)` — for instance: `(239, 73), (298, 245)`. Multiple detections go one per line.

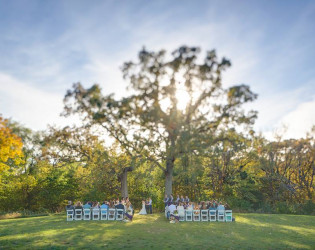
(63, 46), (257, 196)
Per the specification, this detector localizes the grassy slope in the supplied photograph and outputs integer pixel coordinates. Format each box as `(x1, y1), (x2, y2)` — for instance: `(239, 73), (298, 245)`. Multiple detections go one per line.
(0, 213), (315, 249)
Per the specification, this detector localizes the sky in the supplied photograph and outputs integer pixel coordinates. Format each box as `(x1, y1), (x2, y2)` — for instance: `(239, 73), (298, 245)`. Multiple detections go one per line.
(0, 0), (315, 139)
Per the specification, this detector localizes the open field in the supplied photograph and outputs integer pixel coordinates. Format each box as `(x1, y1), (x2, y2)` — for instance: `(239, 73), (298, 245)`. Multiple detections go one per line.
(0, 213), (315, 249)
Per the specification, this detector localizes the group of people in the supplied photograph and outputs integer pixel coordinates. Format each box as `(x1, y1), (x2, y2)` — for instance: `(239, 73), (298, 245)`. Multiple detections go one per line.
(66, 198), (134, 222)
(165, 198), (231, 223)
(139, 198), (153, 215)
(164, 194), (190, 206)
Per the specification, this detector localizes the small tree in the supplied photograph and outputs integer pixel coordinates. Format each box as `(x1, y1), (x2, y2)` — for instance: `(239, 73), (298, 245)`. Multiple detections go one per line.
(63, 46), (257, 195)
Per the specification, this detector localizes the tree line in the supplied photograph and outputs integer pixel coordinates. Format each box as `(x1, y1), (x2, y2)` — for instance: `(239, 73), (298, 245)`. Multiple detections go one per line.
(0, 46), (314, 214)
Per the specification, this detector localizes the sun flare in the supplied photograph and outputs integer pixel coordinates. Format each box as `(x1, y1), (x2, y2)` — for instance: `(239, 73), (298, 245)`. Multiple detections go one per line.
(175, 88), (190, 111)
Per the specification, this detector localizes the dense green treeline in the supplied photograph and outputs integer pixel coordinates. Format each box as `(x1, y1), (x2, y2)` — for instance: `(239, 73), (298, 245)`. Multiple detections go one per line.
(0, 116), (314, 214)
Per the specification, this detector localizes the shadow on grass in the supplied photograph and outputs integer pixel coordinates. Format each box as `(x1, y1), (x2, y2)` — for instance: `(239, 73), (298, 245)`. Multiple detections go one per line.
(0, 213), (315, 249)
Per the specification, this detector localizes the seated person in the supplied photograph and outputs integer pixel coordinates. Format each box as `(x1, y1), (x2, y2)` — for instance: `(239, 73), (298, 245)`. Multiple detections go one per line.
(168, 203), (177, 215)
(168, 203), (179, 223)
(170, 213), (179, 223)
(83, 202), (91, 209)
(209, 202), (216, 210)
(177, 202), (185, 218)
(194, 204), (200, 214)
(200, 201), (206, 210)
(115, 201), (125, 216)
(93, 202), (100, 209)
(66, 201), (74, 213)
(186, 202), (193, 211)
(206, 201), (210, 209)
(100, 202), (109, 209)
(75, 201), (83, 209)
(124, 202), (133, 222)
(217, 202), (225, 210)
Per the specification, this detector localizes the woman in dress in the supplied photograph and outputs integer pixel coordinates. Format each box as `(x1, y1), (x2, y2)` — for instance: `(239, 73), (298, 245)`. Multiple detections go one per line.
(139, 200), (147, 215)
(124, 201), (133, 221)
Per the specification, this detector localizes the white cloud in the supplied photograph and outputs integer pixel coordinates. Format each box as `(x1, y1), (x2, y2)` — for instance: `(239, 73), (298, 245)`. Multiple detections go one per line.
(277, 96), (315, 139)
(0, 72), (73, 130)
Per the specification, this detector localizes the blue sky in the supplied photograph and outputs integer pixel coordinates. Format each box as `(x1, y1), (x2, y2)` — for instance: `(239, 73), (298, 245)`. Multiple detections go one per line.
(1, 0), (315, 139)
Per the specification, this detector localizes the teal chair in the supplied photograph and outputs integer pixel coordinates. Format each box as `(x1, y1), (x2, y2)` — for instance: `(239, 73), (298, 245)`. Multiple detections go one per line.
(225, 210), (232, 222)
(100, 205), (108, 220)
(209, 209), (216, 222)
(185, 210), (193, 221)
(83, 204), (91, 220)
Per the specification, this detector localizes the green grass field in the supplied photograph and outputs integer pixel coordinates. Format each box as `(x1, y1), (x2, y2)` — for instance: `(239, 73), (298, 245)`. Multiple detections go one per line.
(0, 213), (315, 249)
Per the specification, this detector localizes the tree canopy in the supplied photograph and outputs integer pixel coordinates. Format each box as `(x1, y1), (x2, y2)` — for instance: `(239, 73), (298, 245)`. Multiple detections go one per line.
(63, 46), (257, 195)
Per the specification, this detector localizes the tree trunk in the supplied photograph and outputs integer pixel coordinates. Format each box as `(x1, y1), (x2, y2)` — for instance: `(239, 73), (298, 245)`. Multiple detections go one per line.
(165, 133), (176, 196)
(165, 156), (175, 196)
(120, 167), (132, 198)
(165, 167), (173, 196)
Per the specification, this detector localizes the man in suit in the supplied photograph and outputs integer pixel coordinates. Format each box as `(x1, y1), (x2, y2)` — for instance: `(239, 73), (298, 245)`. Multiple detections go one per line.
(170, 194), (174, 203)
(148, 197), (152, 214)
(180, 195), (185, 203)
(185, 196), (190, 203)
(164, 195), (169, 207)
(66, 201), (74, 213)
(115, 201), (125, 217)
(175, 195), (180, 205)
(145, 198), (150, 214)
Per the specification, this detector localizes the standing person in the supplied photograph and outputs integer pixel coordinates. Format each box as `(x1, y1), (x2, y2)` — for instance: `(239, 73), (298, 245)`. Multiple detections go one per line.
(164, 195), (169, 207)
(170, 194), (174, 203)
(180, 195), (185, 203)
(175, 195), (180, 205)
(139, 200), (147, 215)
(185, 196), (190, 203)
(148, 197), (152, 214)
(145, 198), (150, 213)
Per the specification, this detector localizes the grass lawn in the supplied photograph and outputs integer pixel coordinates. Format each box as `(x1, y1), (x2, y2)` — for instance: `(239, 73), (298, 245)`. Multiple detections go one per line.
(0, 213), (315, 249)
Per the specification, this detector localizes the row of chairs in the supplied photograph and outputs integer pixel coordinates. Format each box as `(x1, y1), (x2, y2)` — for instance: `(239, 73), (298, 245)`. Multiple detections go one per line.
(66, 208), (125, 221)
(166, 209), (233, 222)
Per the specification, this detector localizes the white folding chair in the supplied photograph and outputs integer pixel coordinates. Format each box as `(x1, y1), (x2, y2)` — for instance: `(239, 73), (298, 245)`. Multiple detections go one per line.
(75, 209), (82, 220)
(66, 210), (74, 221)
(217, 209), (225, 222)
(193, 210), (200, 221)
(116, 209), (124, 220)
(92, 208), (100, 220)
(83, 208), (91, 220)
(209, 210), (216, 222)
(201, 210), (209, 221)
(225, 210), (232, 222)
(108, 208), (116, 220)
(178, 209), (185, 221)
(185, 210), (193, 221)
(101, 208), (108, 220)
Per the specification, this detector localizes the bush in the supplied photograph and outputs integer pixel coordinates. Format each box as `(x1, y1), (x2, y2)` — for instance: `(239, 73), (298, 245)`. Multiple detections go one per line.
(299, 200), (315, 215)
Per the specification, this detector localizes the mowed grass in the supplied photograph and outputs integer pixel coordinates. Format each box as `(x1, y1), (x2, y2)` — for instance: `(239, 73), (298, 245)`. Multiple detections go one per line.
(0, 213), (315, 249)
